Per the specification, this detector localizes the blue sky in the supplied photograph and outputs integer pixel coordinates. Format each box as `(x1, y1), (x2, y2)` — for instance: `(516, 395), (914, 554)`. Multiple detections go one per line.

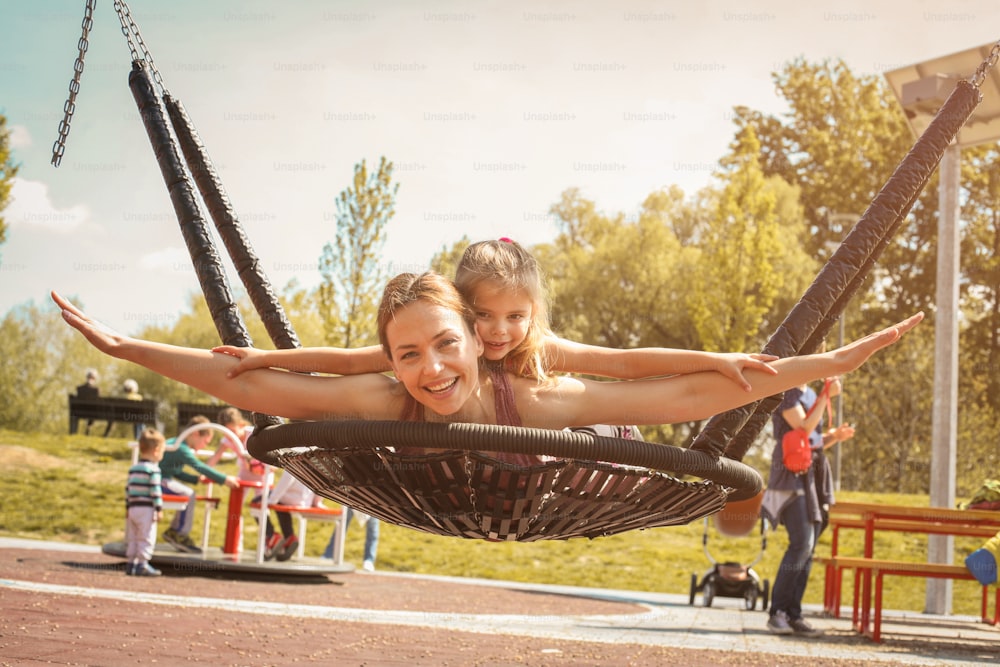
(1, 0), (998, 335)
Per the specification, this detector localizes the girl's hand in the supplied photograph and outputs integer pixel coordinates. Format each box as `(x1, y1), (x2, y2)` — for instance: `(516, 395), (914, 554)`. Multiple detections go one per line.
(212, 345), (266, 378)
(716, 353), (779, 392)
(51, 291), (128, 357)
(829, 313), (924, 375)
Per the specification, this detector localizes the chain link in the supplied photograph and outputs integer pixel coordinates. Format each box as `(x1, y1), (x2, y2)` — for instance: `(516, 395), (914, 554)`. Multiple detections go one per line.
(51, 0), (96, 167)
(114, 0), (165, 92)
(970, 40), (1000, 89)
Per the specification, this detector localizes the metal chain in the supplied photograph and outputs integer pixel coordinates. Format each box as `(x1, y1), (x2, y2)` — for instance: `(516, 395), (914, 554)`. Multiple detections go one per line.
(970, 40), (1000, 89)
(113, 0), (165, 93)
(51, 0), (97, 167)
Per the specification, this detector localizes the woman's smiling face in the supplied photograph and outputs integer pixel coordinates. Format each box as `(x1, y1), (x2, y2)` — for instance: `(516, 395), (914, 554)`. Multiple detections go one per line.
(385, 299), (484, 416)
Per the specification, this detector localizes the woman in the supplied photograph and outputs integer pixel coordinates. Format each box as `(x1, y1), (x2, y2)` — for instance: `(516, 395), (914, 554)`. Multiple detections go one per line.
(50, 274), (921, 432)
(763, 377), (855, 638)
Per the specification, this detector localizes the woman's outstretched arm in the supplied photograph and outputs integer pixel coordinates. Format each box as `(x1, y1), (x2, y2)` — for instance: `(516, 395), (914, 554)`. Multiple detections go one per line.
(52, 292), (401, 421)
(522, 313), (924, 429)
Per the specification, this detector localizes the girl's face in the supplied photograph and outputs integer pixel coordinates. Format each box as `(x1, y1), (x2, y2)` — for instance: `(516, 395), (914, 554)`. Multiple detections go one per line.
(471, 283), (533, 362)
(385, 300), (484, 416)
(189, 429), (213, 450)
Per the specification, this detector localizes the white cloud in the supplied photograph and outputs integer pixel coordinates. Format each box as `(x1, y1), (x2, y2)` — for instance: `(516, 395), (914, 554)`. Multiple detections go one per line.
(6, 178), (89, 232)
(8, 124), (31, 149)
(138, 246), (194, 271)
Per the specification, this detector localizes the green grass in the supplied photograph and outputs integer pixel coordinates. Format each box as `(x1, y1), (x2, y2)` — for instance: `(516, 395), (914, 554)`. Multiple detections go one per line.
(0, 428), (990, 615)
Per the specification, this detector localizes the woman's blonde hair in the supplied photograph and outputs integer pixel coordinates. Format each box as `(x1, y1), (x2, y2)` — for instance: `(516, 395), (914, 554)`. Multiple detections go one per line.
(454, 239), (552, 381)
(377, 272), (476, 359)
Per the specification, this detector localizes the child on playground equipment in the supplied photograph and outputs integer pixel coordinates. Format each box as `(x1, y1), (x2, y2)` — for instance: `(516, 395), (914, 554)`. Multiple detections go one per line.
(207, 407), (262, 476)
(259, 471), (320, 561)
(125, 428), (165, 576)
(214, 238), (778, 392)
(52, 276), (920, 436)
(159, 416), (240, 554)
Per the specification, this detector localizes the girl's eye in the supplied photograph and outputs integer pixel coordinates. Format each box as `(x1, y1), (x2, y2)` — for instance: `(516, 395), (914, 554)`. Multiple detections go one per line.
(509, 314), (524, 322)
(399, 351), (417, 361)
(475, 312), (490, 319)
(440, 337), (459, 348)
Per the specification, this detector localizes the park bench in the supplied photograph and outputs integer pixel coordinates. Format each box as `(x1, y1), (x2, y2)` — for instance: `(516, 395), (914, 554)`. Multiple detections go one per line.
(821, 556), (1000, 642)
(69, 395), (157, 436)
(819, 501), (1000, 642)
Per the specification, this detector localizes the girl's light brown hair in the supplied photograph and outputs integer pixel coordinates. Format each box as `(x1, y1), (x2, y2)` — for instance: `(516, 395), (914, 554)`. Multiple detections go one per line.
(377, 272), (475, 359)
(454, 239), (552, 381)
(216, 406), (246, 427)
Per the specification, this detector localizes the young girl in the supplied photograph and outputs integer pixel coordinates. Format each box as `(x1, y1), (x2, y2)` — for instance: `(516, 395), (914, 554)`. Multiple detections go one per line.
(208, 407), (276, 551)
(52, 277), (919, 436)
(214, 239), (778, 391)
(207, 407), (265, 483)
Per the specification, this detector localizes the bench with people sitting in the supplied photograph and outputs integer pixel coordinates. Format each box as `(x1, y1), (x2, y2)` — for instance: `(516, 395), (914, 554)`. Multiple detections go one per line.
(68, 395), (158, 436)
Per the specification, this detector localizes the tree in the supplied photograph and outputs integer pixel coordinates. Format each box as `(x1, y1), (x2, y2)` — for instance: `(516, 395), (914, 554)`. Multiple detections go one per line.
(728, 58), (964, 492)
(0, 114), (20, 257)
(430, 236), (471, 279)
(317, 157), (398, 347)
(0, 300), (108, 433)
(685, 125), (804, 353)
(958, 146), (1000, 407)
(732, 58), (929, 322)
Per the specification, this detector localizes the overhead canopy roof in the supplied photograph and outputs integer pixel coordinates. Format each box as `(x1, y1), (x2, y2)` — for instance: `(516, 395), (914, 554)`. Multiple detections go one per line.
(885, 41), (1000, 147)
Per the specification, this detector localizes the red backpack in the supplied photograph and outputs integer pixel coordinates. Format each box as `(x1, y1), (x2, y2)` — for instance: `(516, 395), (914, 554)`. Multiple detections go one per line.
(781, 381), (831, 475)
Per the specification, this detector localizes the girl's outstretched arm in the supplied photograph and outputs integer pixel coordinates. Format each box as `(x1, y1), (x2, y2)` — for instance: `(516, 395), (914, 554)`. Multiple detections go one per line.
(524, 313), (923, 429)
(211, 344), (391, 378)
(52, 291), (400, 421)
(545, 336), (778, 391)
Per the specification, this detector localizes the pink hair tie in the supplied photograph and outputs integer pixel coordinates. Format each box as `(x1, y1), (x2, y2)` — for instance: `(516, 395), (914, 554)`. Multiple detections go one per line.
(498, 237), (514, 243)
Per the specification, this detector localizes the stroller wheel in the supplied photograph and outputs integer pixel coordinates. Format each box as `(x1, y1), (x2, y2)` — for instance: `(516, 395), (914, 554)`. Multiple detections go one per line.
(689, 574), (698, 606)
(743, 584), (757, 611)
(702, 580), (715, 607)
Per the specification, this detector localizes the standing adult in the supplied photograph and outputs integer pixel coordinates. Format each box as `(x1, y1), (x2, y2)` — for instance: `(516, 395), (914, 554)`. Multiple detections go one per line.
(762, 376), (855, 637)
(323, 509), (379, 571)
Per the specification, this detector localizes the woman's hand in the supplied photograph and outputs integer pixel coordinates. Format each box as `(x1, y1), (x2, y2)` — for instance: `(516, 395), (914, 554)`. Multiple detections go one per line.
(714, 352), (779, 392)
(829, 423), (855, 443)
(212, 345), (267, 378)
(51, 291), (129, 358)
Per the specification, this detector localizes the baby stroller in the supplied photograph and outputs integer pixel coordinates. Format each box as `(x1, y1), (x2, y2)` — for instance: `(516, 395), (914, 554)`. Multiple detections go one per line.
(689, 491), (769, 611)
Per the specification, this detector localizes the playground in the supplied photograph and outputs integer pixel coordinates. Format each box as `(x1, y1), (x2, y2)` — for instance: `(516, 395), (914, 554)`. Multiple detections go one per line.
(3, 538), (998, 666)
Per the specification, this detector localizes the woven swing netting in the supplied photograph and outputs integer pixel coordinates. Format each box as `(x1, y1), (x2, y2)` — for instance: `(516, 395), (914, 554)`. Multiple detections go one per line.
(53, 2), (998, 541)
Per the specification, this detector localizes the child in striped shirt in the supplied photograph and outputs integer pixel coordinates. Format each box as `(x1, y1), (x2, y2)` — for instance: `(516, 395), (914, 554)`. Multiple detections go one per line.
(126, 428), (166, 576)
